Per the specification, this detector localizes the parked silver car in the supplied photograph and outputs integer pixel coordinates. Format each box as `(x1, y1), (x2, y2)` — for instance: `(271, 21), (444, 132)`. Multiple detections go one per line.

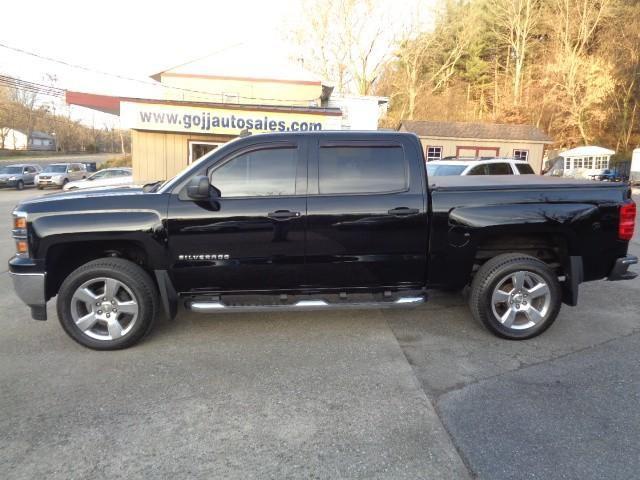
(0, 164), (42, 190)
(36, 163), (87, 189)
(63, 168), (133, 191)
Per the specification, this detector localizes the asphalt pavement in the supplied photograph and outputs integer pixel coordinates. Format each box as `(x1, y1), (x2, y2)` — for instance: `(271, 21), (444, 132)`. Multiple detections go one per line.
(0, 187), (638, 479)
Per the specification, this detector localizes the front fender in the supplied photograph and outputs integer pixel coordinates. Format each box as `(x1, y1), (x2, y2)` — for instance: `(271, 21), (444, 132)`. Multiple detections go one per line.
(30, 210), (168, 268)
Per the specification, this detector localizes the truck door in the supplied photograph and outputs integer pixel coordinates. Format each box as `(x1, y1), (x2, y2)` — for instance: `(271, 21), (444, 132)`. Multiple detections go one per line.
(166, 139), (308, 293)
(304, 136), (428, 289)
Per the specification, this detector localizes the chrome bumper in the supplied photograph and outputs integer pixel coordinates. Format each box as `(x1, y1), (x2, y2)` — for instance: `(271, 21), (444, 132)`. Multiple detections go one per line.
(608, 255), (638, 281)
(10, 271), (47, 320)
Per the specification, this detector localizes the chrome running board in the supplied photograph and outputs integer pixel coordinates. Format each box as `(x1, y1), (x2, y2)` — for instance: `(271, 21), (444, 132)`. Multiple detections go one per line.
(187, 295), (426, 313)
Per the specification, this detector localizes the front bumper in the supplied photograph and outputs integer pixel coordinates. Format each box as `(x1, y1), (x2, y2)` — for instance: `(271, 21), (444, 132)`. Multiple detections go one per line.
(9, 270), (47, 320)
(37, 178), (64, 187)
(608, 255), (638, 281)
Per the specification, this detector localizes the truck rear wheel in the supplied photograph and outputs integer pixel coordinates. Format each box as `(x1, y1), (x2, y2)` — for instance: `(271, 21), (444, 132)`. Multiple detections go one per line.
(57, 258), (158, 350)
(469, 254), (561, 340)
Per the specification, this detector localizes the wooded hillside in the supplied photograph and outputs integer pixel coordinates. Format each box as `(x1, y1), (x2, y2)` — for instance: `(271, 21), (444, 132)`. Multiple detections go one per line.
(296, 0), (640, 157)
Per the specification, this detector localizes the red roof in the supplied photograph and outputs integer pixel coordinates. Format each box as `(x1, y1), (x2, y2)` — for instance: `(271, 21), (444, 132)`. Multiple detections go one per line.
(65, 91), (121, 115)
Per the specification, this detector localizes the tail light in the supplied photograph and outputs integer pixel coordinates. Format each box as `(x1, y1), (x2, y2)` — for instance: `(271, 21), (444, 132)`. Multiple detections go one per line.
(619, 201), (636, 241)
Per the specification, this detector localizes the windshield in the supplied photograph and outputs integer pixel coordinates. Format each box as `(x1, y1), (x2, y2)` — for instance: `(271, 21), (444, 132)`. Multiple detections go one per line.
(42, 165), (67, 173)
(426, 164), (467, 176)
(0, 166), (23, 174)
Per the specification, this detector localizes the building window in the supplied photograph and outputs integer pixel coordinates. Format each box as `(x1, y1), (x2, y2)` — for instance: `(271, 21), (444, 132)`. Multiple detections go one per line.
(426, 146), (443, 162)
(596, 156), (609, 169)
(188, 141), (222, 164)
(513, 149), (528, 161)
(564, 157), (572, 170)
(584, 156), (593, 169)
(575, 157), (583, 169)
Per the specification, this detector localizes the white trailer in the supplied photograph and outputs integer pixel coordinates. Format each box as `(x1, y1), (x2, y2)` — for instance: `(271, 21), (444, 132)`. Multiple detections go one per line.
(632, 148), (640, 185)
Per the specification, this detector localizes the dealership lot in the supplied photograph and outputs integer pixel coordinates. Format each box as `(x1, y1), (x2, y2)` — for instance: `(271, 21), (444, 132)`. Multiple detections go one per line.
(0, 153), (112, 168)
(0, 187), (638, 479)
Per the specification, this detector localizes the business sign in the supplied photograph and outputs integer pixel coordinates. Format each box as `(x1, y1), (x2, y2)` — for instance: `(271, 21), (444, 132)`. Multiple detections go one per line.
(121, 101), (342, 135)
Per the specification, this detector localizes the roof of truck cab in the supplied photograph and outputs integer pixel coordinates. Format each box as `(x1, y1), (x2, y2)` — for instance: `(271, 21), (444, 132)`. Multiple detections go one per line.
(429, 175), (627, 191)
(248, 130), (419, 139)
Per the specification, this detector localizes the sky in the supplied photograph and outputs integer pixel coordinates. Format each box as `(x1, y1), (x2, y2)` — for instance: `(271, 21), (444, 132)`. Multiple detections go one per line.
(0, 0), (435, 127)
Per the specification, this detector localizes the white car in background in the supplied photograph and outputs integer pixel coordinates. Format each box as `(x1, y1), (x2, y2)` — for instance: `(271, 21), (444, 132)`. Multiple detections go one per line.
(426, 158), (536, 176)
(63, 168), (133, 191)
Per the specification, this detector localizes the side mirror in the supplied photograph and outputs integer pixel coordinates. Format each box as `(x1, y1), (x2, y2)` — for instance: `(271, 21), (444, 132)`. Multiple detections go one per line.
(186, 175), (211, 200)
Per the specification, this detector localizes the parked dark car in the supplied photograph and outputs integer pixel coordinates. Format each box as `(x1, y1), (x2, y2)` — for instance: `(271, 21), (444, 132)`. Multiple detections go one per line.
(589, 169), (625, 182)
(82, 162), (98, 173)
(8, 132), (637, 349)
(0, 164), (41, 190)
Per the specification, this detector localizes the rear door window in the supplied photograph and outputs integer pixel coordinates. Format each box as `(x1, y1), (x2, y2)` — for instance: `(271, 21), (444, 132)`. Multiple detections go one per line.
(487, 163), (513, 175)
(466, 165), (488, 175)
(318, 145), (407, 194)
(516, 163), (535, 174)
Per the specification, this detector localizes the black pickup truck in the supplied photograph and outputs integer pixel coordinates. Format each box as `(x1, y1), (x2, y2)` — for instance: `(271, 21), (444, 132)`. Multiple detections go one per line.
(9, 132), (637, 349)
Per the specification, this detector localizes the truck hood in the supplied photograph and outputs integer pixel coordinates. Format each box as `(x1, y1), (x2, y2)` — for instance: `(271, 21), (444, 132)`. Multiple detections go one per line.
(14, 185), (158, 214)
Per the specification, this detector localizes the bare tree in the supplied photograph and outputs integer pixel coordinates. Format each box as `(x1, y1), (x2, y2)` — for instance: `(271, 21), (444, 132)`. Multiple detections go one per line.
(290, 0), (389, 95)
(488, 0), (541, 105)
(543, 0), (614, 144)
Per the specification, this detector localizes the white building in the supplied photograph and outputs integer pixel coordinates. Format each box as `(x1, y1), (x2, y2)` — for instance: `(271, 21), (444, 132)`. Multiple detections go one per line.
(0, 128), (56, 151)
(558, 145), (614, 178)
(326, 95), (389, 130)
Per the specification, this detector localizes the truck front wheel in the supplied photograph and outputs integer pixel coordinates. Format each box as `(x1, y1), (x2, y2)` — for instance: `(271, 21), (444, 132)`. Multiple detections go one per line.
(469, 254), (562, 340)
(57, 258), (158, 350)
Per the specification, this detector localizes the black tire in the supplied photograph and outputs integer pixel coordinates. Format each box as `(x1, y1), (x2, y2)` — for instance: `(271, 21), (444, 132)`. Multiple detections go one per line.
(57, 258), (159, 350)
(61, 178), (69, 188)
(16, 180), (24, 190)
(469, 253), (561, 340)
(37, 185), (43, 190)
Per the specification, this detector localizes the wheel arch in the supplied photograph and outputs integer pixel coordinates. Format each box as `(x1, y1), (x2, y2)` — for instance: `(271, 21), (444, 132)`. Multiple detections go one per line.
(45, 239), (156, 301)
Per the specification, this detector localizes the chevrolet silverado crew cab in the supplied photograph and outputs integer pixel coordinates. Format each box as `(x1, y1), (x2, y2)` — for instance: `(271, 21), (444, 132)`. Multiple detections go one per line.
(9, 132), (637, 350)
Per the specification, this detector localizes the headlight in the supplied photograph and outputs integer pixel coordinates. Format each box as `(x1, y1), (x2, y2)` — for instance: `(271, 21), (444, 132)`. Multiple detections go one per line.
(12, 211), (29, 258)
(53, 175), (62, 180)
(9, 176), (16, 180)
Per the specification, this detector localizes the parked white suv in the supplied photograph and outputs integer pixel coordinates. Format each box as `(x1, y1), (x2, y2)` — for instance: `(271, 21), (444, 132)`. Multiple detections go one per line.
(36, 163), (87, 189)
(426, 158), (536, 176)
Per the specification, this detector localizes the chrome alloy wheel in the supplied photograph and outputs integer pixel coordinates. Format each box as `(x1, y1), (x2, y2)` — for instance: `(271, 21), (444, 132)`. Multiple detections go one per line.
(490, 270), (551, 331)
(70, 277), (139, 341)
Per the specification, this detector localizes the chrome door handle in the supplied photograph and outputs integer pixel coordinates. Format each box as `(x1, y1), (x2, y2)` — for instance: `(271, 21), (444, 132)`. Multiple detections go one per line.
(388, 207), (419, 216)
(268, 210), (301, 220)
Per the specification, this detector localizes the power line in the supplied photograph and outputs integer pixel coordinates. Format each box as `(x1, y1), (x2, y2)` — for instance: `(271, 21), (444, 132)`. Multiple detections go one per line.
(0, 42), (322, 104)
(0, 74), (65, 98)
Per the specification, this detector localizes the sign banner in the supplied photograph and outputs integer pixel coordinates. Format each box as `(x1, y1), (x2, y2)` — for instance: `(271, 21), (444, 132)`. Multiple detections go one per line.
(121, 101), (342, 135)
